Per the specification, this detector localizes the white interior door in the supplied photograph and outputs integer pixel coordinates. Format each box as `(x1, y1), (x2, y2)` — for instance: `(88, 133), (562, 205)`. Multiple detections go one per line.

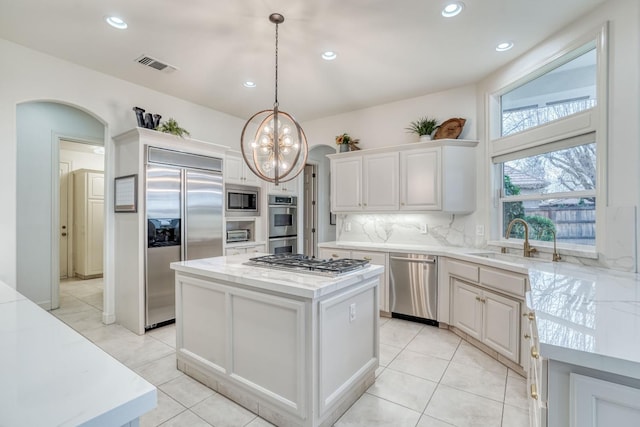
(59, 161), (72, 278)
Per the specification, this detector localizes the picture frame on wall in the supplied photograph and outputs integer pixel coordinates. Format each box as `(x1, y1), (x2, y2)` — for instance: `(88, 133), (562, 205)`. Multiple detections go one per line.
(114, 174), (138, 212)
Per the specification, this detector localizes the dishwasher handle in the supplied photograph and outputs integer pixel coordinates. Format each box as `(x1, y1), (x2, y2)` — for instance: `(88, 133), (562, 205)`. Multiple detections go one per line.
(390, 256), (437, 264)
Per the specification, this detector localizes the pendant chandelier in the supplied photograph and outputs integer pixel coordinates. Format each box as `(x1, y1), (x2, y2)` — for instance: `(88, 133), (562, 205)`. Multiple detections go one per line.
(240, 13), (308, 186)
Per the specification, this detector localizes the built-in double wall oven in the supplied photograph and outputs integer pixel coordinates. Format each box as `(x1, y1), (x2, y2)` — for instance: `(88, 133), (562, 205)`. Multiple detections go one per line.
(268, 195), (297, 254)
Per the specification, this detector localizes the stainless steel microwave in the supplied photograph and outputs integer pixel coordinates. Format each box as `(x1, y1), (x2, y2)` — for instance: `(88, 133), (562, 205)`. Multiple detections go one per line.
(225, 184), (260, 216)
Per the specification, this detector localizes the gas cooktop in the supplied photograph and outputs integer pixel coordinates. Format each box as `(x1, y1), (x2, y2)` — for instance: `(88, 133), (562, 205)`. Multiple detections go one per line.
(244, 254), (369, 276)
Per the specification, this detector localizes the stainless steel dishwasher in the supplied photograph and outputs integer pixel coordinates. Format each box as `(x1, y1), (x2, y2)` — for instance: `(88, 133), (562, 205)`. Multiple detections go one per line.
(389, 253), (438, 325)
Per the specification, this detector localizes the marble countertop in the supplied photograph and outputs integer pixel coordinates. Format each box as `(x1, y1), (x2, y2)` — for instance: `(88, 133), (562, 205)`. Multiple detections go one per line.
(170, 252), (385, 299)
(0, 281), (157, 427)
(319, 241), (640, 379)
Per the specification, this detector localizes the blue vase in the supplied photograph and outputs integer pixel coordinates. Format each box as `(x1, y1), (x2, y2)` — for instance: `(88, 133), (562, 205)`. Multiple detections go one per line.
(339, 144), (349, 153)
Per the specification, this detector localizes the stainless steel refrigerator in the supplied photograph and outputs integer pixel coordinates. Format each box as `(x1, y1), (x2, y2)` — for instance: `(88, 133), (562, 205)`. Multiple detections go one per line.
(145, 147), (223, 329)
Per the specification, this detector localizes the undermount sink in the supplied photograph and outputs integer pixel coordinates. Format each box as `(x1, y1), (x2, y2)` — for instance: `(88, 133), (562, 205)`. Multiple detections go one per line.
(467, 252), (526, 264)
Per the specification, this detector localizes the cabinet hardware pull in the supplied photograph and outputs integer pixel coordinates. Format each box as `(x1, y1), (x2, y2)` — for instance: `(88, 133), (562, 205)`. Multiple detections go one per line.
(531, 347), (539, 359)
(481, 297), (487, 303)
(523, 312), (535, 320)
(363, 203), (367, 206)
(524, 333), (531, 339)
(530, 384), (538, 400)
(363, 257), (372, 261)
(332, 254), (339, 258)
(475, 296), (481, 301)
(401, 202), (405, 206)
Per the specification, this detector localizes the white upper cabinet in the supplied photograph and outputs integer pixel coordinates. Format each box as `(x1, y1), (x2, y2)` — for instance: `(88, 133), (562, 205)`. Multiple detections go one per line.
(363, 152), (399, 211)
(400, 148), (439, 210)
(329, 140), (477, 214)
(267, 175), (299, 196)
(330, 156), (362, 211)
(225, 151), (260, 186)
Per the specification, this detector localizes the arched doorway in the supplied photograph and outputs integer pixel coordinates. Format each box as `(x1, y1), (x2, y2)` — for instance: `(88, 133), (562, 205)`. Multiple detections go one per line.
(16, 101), (106, 312)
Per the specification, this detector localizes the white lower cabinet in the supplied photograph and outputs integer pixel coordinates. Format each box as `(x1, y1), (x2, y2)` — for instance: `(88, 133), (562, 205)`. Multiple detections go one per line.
(451, 277), (520, 363)
(570, 374), (640, 427)
(318, 247), (389, 313)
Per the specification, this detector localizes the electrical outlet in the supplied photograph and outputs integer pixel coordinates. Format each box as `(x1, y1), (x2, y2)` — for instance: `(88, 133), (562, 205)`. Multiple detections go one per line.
(345, 222), (352, 232)
(420, 224), (428, 234)
(476, 225), (485, 236)
(349, 303), (356, 322)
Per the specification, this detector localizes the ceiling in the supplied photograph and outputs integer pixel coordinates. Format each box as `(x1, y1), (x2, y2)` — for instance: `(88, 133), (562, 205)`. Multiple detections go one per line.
(0, 0), (606, 122)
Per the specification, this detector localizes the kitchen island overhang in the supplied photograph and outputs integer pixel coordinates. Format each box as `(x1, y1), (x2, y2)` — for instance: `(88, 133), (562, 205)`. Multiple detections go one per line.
(170, 253), (384, 427)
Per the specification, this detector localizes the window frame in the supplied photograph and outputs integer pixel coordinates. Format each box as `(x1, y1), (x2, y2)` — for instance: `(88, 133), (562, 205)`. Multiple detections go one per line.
(487, 23), (608, 256)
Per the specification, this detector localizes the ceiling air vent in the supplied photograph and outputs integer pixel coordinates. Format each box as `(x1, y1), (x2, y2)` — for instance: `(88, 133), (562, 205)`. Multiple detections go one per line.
(135, 55), (178, 73)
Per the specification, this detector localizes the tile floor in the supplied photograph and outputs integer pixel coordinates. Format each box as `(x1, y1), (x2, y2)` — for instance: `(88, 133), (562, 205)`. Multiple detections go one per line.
(54, 278), (529, 427)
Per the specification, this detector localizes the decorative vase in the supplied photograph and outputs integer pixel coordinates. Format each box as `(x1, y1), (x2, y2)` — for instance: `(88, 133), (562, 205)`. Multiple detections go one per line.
(339, 144), (350, 152)
(419, 135), (432, 142)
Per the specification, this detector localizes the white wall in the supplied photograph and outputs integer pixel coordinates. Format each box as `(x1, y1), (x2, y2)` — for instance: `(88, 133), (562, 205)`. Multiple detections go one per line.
(477, 0), (640, 271)
(306, 0), (640, 272)
(0, 38), (246, 291)
(60, 147), (105, 172)
(301, 84), (477, 150)
(16, 102), (104, 305)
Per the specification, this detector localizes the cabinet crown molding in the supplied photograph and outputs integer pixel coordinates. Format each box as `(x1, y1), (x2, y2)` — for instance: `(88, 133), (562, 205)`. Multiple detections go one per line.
(327, 139), (478, 158)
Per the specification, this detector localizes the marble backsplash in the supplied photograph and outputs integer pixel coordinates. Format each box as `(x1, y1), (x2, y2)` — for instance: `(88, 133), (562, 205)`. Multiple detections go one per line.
(335, 213), (480, 247)
(335, 206), (638, 273)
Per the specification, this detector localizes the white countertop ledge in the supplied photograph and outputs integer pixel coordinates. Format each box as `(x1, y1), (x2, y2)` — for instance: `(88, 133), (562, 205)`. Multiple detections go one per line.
(0, 281), (156, 427)
(319, 241), (640, 379)
(171, 253), (385, 299)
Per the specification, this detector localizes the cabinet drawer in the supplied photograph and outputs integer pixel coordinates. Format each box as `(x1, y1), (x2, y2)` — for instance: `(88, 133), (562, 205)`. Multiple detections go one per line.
(351, 251), (386, 265)
(319, 248), (352, 260)
(480, 267), (526, 297)
(447, 259), (479, 283)
(225, 248), (246, 256)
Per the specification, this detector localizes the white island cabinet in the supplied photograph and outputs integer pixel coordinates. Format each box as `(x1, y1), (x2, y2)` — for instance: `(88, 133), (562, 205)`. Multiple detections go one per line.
(170, 253), (384, 427)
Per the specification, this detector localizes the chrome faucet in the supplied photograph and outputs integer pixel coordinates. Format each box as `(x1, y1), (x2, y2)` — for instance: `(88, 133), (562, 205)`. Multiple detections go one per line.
(505, 218), (537, 257)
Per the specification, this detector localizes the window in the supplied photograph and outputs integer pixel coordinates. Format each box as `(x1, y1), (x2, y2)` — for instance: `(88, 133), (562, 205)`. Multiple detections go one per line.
(491, 30), (606, 250)
(501, 47), (597, 136)
(500, 140), (596, 246)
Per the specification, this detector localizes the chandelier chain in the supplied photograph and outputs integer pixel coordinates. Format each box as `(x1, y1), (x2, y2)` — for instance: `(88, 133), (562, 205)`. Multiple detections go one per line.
(274, 21), (279, 108)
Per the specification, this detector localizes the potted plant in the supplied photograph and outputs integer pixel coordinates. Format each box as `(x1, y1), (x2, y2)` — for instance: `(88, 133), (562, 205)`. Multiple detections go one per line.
(335, 133), (359, 152)
(406, 117), (439, 141)
(157, 118), (190, 138)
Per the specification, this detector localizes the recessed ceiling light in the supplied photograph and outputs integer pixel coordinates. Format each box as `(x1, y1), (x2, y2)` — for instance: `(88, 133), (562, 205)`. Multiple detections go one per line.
(496, 41), (514, 52)
(106, 16), (128, 30)
(322, 51), (337, 61)
(442, 2), (464, 18)
(243, 81), (256, 88)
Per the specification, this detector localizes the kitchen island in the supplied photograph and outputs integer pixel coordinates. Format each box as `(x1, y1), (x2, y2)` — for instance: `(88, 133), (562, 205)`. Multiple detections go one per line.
(170, 253), (384, 427)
